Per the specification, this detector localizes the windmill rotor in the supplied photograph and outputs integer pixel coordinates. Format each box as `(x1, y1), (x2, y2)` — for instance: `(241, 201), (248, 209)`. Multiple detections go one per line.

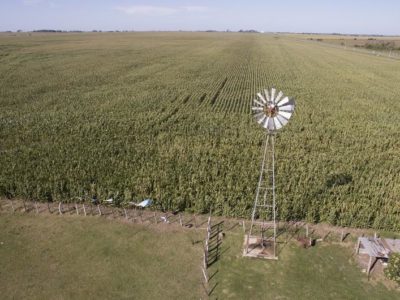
(251, 88), (295, 132)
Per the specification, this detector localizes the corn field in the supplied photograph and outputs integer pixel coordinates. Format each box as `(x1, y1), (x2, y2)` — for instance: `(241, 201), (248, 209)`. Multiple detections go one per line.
(1, 32), (400, 230)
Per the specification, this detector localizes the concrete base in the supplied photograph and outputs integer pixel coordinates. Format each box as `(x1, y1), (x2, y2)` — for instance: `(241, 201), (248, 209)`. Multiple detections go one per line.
(242, 234), (278, 260)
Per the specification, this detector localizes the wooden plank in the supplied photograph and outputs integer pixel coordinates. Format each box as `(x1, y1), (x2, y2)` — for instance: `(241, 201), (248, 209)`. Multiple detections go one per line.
(359, 237), (390, 258)
(367, 255), (373, 276)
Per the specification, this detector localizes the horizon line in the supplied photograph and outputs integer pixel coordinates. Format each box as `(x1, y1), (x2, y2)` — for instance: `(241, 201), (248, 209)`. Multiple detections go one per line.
(1, 29), (399, 37)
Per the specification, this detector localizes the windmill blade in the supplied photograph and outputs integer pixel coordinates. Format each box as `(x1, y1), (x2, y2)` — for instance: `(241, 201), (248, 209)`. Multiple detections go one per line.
(261, 116), (270, 128)
(252, 106), (264, 112)
(270, 88), (276, 103)
(254, 111), (264, 119)
(276, 114), (289, 126)
(273, 117), (283, 130)
(268, 117), (276, 131)
(257, 93), (267, 104)
(265, 117), (275, 131)
(278, 99), (295, 112)
(279, 105), (295, 113)
(261, 117), (269, 129)
(264, 89), (270, 102)
(276, 96), (289, 106)
(275, 91), (283, 104)
(278, 98), (295, 109)
(256, 114), (266, 126)
(253, 112), (264, 120)
(253, 99), (264, 107)
(278, 111), (292, 119)
(257, 115), (267, 125)
(259, 116), (269, 129)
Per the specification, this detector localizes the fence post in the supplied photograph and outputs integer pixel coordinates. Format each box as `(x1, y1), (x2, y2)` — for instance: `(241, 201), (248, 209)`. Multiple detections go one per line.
(179, 213), (183, 226)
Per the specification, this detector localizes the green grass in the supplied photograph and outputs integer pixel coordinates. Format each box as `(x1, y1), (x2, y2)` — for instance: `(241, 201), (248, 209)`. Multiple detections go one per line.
(0, 213), (203, 299)
(1, 32), (400, 230)
(211, 228), (399, 299)
(1, 213), (399, 299)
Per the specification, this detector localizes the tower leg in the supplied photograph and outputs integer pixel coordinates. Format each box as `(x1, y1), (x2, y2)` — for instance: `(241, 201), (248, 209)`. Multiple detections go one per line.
(244, 133), (277, 259)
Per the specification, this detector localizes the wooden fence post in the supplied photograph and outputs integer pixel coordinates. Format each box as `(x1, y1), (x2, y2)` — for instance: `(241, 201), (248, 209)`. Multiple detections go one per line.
(124, 208), (128, 220)
(355, 238), (361, 255)
(133, 208), (137, 223)
(179, 214), (183, 226)
(82, 204), (87, 216)
(367, 256), (373, 277)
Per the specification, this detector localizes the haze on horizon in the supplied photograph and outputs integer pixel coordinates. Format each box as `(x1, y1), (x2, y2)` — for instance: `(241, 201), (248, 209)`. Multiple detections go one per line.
(1, 0), (400, 35)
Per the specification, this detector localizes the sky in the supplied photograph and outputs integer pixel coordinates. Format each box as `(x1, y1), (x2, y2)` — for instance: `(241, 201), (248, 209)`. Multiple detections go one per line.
(1, 0), (399, 35)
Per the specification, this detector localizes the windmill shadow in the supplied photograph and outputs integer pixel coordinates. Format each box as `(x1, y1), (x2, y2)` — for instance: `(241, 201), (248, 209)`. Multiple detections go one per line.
(276, 221), (305, 255)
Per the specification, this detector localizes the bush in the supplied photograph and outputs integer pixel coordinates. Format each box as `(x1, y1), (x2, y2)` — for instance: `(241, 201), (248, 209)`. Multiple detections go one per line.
(365, 41), (396, 51)
(384, 253), (400, 284)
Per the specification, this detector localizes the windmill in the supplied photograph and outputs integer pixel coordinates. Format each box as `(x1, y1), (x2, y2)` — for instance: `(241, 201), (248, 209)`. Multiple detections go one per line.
(243, 88), (295, 259)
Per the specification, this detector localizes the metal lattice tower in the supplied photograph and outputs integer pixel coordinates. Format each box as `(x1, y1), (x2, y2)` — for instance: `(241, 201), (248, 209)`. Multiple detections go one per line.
(244, 88), (295, 259)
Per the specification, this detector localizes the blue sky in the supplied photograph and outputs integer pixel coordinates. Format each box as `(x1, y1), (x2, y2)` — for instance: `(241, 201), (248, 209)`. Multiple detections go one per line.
(1, 0), (399, 35)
